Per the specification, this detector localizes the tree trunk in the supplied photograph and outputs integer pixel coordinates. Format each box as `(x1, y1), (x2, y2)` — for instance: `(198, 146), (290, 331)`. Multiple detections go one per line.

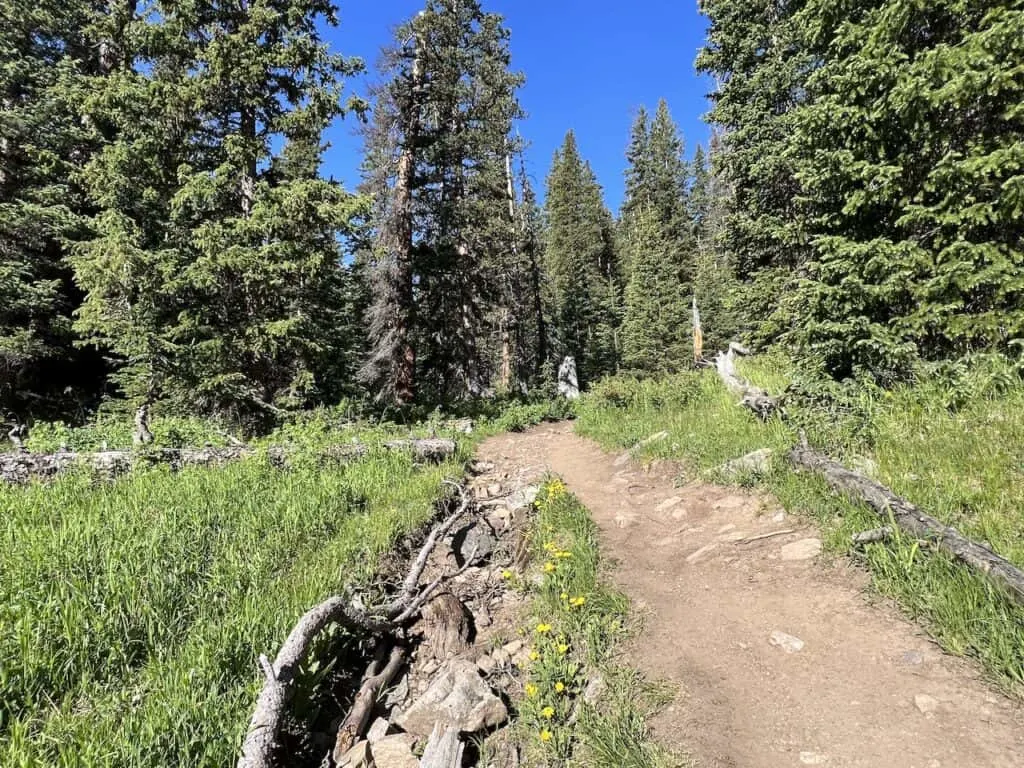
(789, 444), (1024, 608)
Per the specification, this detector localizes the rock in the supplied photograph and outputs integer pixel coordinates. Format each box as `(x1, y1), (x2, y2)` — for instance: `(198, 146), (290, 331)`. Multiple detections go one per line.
(914, 694), (939, 714)
(506, 485), (539, 512)
(487, 483), (503, 497)
(781, 538), (822, 561)
(471, 460), (495, 474)
(558, 356), (580, 400)
(490, 648), (510, 667)
(476, 654), (497, 675)
(370, 734), (419, 768)
(383, 674), (409, 709)
(502, 639), (524, 656)
(769, 630), (805, 653)
(898, 650), (925, 666)
(452, 519), (496, 566)
(395, 659), (508, 736)
(772, 511), (787, 523)
(510, 646), (532, 668)
(335, 740), (371, 768)
(713, 495), (747, 511)
(799, 752), (829, 765)
(721, 448), (773, 477)
(656, 496), (683, 512)
(583, 674), (606, 704)
(366, 717), (391, 744)
(613, 452), (631, 467)
(686, 543), (718, 563)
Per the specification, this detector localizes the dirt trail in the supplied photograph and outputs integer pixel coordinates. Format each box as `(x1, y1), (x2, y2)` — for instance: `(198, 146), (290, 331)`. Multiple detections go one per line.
(477, 422), (1024, 768)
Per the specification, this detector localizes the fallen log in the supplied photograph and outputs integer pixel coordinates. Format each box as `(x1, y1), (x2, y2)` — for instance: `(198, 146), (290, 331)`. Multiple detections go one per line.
(714, 343), (780, 419)
(0, 438), (457, 485)
(789, 444), (1024, 608)
(332, 644), (407, 761)
(237, 486), (472, 768)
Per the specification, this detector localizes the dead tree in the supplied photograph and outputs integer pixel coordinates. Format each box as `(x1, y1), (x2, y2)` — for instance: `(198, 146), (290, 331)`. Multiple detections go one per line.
(790, 443), (1024, 608)
(714, 342), (780, 419)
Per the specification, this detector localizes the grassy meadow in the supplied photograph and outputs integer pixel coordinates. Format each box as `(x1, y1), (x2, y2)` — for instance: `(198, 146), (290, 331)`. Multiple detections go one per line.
(0, 401), (568, 767)
(574, 357), (1024, 691)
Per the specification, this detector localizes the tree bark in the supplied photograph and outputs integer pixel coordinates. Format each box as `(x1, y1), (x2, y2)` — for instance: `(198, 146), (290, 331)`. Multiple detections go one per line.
(0, 438), (457, 484)
(789, 444), (1024, 607)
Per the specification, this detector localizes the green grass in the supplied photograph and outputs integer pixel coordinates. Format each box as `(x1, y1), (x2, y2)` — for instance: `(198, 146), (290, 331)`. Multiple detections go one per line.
(512, 479), (684, 768)
(574, 362), (1024, 692)
(0, 399), (570, 766)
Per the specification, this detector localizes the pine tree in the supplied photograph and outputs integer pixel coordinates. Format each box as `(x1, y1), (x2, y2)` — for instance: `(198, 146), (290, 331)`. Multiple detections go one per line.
(361, 0), (524, 404)
(72, 0), (365, 424)
(543, 131), (622, 384)
(0, 0), (107, 418)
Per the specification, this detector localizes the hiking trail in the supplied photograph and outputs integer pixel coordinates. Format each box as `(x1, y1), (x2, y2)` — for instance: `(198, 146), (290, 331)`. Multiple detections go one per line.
(477, 422), (1024, 768)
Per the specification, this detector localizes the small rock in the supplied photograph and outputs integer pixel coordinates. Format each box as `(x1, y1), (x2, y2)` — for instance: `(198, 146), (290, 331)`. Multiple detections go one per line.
(490, 648), (510, 667)
(370, 734), (419, 768)
(506, 485), (539, 511)
(583, 674), (606, 704)
(502, 639), (524, 656)
(914, 694), (939, 714)
(772, 511), (786, 523)
(613, 452), (631, 467)
(452, 519), (497, 566)
(769, 630), (805, 653)
(781, 538), (822, 561)
(471, 460), (495, 474)
(721, 448), (773, 477)
(419, 658), (440, 677)
(476, 654), (497, 675)
(366, 717), (391, 744)
(656, 496), (683, 512)
(686, 543), (718, 563)
(898, 650), (925, 666)
(511, 646), (532, 668)
(383, 674), (409, 708)
(335, 740), (371, 768)
(487, 483), (503, 497)
(799, 752), (828, 765)
(395, 659), (508, 736)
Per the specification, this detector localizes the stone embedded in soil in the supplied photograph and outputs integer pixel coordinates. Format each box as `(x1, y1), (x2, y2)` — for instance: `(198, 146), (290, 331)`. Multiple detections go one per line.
(899, 650), (925, 666)
(583, 674), (606, 705)
(613, 452), (632, 467)
(502, 639), (523, 656)
(366, 717), (391, 743)
(772, 511), (787, 523)
(505, 485), (539, 511)
(476, 654), (497, 675)
(395, 659), (508, 736)
(914, 694), (939, 714)
(452, 519), (497, 566)
(487, 483), (503, 497)
(781, 538), (822, 561)
(769, 630), (805, 653)
(370, 734), (419, 768)
(721, 448), (774, 477)
(335, 740), (371, 768)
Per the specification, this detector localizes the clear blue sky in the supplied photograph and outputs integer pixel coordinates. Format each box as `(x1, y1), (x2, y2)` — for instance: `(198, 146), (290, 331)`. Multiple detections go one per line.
(322, 0), (713, 213)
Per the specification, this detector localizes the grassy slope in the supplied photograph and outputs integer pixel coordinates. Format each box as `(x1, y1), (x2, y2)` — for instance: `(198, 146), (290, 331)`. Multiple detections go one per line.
(0, 403), (566, 767)
(574, 361), (1024, 691)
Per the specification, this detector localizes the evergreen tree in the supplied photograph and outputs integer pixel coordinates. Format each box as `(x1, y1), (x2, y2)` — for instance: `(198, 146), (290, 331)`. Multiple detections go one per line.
(621, 208), (689, 371)
(543, 131), (622, 384)
(0, 0), (107, 418)
(361, 0), (524, 404)
(72, 0), (365, 423)
(786, 0), (1024, 381)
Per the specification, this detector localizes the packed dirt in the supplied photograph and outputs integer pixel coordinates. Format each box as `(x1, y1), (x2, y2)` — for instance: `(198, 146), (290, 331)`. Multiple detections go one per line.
(476, 422), (1024, 768)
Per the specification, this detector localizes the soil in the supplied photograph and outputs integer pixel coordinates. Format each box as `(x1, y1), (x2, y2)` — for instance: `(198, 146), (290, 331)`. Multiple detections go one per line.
(476, 422), (1024, 768)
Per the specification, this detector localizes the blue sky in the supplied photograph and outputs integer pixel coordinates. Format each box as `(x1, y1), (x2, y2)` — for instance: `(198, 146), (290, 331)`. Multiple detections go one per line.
(322, 0), (713, 213)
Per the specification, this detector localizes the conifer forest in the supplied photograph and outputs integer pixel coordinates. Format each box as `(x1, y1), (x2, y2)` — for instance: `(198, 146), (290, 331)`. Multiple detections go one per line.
(2, 1), (1024, 766)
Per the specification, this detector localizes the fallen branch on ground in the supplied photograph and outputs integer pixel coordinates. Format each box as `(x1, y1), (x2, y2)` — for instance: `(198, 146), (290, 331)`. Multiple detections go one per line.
(852, 527), (893, 546)
(236, 485), (473, 768)
(0, 438), (457, 484)
(714, 343), (781, 419)
(332, 644), (408, 760)
(789, 443), (1024, 608)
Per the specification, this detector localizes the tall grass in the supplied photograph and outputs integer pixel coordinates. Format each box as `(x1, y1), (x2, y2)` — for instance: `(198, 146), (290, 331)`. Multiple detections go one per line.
(575, 362), (1024, 691)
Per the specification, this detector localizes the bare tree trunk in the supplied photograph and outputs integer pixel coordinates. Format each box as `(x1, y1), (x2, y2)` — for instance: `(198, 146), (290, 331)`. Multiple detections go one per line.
(692, 296), (703, 364)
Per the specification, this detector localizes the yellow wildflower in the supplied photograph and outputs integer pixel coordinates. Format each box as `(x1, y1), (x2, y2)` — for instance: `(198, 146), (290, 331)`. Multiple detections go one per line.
(569, 596), (586, 608)
(525, 683), (538, 697)
(541, 706), (555, 719)
(543, 541), (558, 553)
(501, 569), (513, 580)
(542, 562), (556, 573)
(529, 650), (539, 661)
(560, 591), (569, 601)
(535, 623), (552, 634)
(555, 681), (565, 693)
(539, 729), (553, 743)
(555, 550), (573, 559)
(557, 643), (569, 655)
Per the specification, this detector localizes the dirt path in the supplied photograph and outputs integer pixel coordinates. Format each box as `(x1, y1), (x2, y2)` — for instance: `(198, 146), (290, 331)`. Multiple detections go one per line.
(477, 422), (1024, 768)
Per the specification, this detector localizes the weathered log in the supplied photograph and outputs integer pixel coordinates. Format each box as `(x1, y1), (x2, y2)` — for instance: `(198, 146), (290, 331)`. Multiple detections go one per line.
(418, 723), (464, 768)
(0, 438), (457, 484)
(789, 444), (1024, 607)
(333, 644), (407, 762)
(852, 527), (893, 546)
(714, 342), (780, 419)
(236, 488), (472, 768)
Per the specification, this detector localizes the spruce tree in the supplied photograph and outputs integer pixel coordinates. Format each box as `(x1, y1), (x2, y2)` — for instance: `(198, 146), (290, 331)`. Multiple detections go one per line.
(72, 0), (365, 423)
(543, 131), (622, 384)
(361, 0), (524, 404)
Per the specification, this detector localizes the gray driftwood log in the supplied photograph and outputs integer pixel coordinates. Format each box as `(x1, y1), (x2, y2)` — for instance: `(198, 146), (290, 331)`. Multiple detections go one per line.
(714, 343), (781, 419)
(236, 486), (472, 768)
(0, 438), (456, 484)
(790, 444), (1024, 607)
